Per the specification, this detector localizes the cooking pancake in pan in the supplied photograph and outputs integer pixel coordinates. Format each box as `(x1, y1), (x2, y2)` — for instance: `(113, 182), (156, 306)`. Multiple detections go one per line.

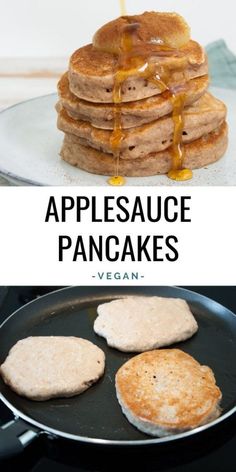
(94, 296), (198, 352)
(0, 286), (236, 444)
(0, 336), (105, 401)
(116, 349), (222, 436)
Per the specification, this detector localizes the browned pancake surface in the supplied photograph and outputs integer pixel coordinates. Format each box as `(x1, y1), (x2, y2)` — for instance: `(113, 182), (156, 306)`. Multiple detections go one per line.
(116, 349), (222, 433)
(93, 12), (191, 52)
(69, 41), (207, 103)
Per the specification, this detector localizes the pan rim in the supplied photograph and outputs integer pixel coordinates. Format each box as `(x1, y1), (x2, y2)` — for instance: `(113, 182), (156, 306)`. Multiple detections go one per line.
(1, 392), (236, 446)
(0, 285), (236, 446)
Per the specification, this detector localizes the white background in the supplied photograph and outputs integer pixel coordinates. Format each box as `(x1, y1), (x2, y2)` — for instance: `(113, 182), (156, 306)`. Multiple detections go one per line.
(0, 0), (235, 57)
(0, 187), (235, 286)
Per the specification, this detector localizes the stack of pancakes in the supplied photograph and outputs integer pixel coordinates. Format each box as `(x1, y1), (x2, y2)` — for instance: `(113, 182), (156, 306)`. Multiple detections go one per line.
(56, 12), (228, 180)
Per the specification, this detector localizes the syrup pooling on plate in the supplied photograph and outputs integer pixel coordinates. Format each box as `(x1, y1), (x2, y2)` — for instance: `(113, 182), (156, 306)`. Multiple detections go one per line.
(108, 14), (192, 185)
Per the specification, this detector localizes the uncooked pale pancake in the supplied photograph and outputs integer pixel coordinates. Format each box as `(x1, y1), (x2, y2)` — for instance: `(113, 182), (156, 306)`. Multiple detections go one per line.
(0, 337), (105, 401)
(116, 349), (222, 436)
(57, 93), (226, 159)
(94, 296), (198, 352)
(60, 122), (228, 177)
(69, 41), (208, 103)
(58, 74), (209, 130)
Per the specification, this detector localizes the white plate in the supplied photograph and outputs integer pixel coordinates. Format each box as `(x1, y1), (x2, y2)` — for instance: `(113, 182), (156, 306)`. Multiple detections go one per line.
(0, 88), (235, 186)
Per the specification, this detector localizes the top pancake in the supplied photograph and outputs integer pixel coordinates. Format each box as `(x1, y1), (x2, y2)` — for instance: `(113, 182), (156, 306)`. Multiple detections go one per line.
(69, 40), (208, 103)
(93, 12), (191, 52)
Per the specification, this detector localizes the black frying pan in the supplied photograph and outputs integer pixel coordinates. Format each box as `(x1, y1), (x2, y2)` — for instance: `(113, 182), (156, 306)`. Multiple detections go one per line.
(0, 286), (236, 460)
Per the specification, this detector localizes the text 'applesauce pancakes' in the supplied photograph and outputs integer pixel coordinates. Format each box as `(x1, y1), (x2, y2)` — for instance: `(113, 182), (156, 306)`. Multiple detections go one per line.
(56, 11), (228, 185)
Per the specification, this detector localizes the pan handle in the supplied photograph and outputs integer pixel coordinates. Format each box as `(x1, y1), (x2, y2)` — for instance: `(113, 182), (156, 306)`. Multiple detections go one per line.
(0, 416), (39, 460)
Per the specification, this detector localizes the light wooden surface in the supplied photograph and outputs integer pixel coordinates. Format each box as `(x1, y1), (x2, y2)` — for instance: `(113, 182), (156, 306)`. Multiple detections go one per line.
(0, 57), (66, 185)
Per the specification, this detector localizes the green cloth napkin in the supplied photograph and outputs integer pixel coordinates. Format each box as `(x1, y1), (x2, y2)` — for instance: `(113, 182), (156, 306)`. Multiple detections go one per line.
(206, 39), (236, 89)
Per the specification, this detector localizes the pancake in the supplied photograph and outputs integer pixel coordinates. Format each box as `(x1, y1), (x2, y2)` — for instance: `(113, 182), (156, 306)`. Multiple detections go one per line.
(0, 336), (105, 401)
(57, 10), (228, 180)
(69, 41), (208, 103)
(94, 296), (198, 352)
(57, 93), (226, 159)
(58, 74), (209, 130)
(116, 349), (222, 436)
(93, 12), (191, 53)
(60, 122), (228, 177)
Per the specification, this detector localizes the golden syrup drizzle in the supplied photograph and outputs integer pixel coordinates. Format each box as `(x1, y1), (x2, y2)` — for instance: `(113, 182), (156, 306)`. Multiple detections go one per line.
(108, 15), (192, 185)
(108, 24), (136, 186)
(108, 23), (165, 186)
(119, 0), (127, 16)
(107, 80), (126, 186)
(168, 93), (193, 181)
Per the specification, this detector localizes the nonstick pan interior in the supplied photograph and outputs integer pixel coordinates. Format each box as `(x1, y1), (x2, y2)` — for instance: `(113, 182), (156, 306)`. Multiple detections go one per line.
(0, 286), (236, 443)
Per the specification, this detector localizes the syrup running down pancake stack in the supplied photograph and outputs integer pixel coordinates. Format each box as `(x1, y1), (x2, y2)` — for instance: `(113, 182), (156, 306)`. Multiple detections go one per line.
(56, 12), (228, 185)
